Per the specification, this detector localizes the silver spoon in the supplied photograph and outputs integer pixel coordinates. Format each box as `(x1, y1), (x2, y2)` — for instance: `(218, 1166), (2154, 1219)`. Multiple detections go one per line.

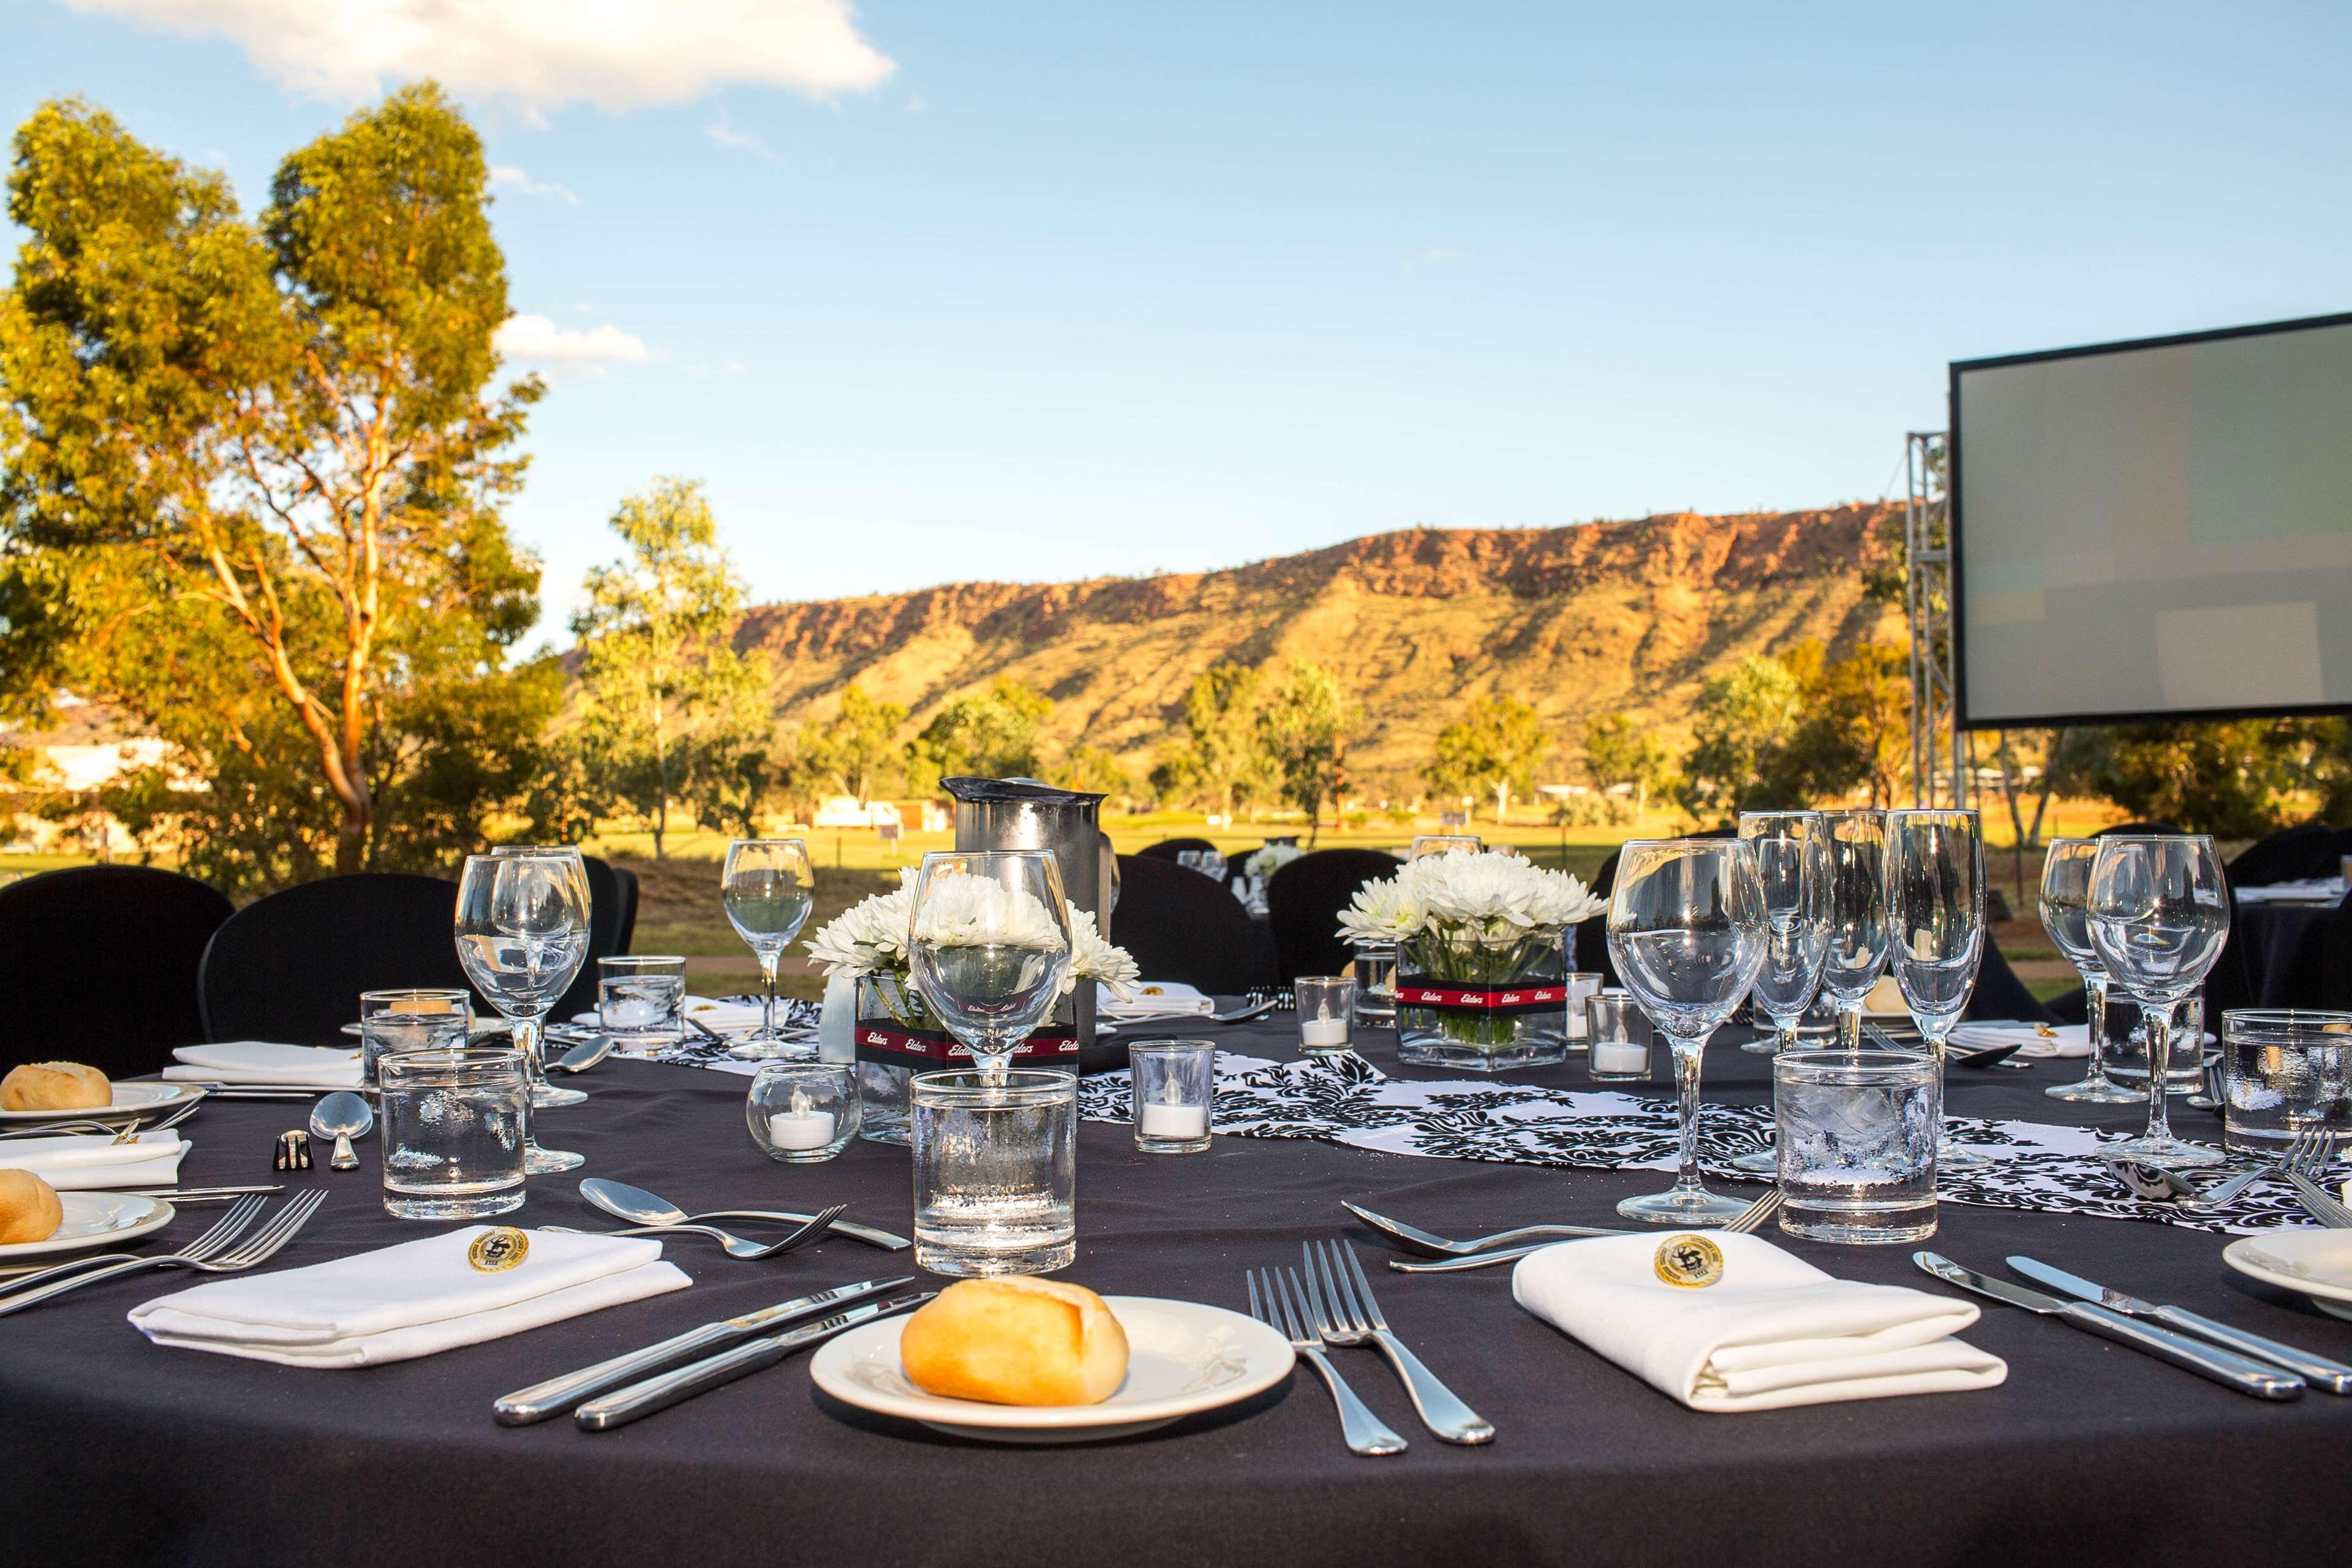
(308, 1091), (375, 1172)
(546, 1203), (846, 1261)
(552, 1035), (616, 1074)
(579, 1177), (909, 1251)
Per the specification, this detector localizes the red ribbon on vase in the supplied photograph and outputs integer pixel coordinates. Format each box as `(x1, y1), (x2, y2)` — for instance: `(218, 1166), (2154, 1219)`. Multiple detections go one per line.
(853, 1022), (1080, 1066)
(1393, 979), (1569, 1014)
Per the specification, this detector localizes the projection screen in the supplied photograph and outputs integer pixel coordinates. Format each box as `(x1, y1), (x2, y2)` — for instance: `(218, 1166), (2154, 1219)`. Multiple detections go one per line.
(1951, 311), (2352, 728)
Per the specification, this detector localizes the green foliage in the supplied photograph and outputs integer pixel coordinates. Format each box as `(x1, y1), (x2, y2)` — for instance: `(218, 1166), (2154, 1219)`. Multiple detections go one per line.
(1254, 659), (1349, 845)
(910, 677), (1052, 790)
(1581, 710), (1670, 813)
(1672, 640), (1913, 821)
(1423, 693), (1548, 821)
(1675, 655), (1806, 822)
(0, 88), (548, 889)
(803, 685), (906, 803)
(1152, 664), (1263, 815)
(2073, 720), (2308, 839)
(1052, 743), (1133, 801)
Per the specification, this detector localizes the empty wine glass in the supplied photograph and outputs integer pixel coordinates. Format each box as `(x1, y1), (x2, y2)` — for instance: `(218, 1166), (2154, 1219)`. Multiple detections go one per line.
(722, 839), (816, 1060)
(1606, 838), (1768, 1225)
(2039, 838), (2138, 1104)
(1736, 812), (1831, 1055)
(1885, 809), (1988, 1170)
(2088, 835), (2231, 1168)
(490, 843), (592, 1106)
(907, 850), (1074, 1080)
(1818, 810), (1891, 1049)
(454, 852), (590, 1173)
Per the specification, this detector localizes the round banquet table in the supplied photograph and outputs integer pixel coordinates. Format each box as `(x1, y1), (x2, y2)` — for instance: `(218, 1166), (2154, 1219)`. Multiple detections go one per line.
(7, 1019), (2352, 1568)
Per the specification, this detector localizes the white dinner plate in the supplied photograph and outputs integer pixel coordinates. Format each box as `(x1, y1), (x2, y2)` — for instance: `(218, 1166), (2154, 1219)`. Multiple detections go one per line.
(2223, 1231), (2352, 1322)
(0, 1080), (205, 1125)
(0, 1191), (175, 1259)
(810, 1295), (1295, 1443)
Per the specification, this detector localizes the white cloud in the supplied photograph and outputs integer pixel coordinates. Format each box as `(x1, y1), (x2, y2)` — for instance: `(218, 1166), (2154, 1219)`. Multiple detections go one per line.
(488, 165), (579, 205)
(706, 122), (773, 159)
(54, 0), (896, 113)
(493, 314), (658, 379)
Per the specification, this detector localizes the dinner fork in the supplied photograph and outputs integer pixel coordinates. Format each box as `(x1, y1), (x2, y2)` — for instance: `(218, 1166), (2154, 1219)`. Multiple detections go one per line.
(546, 1203), (846, 1261)
(1343, 1200), (1624, 1258)
(0, 1196), (265, 1294)
(0, 1189), (328, 1317)
(1302, 1239), (1493, 1444)
(2283, 1130), (2352, 1229)
(1387, 1188), (1786, 1273)
(1245, 1266), (1406, 1457)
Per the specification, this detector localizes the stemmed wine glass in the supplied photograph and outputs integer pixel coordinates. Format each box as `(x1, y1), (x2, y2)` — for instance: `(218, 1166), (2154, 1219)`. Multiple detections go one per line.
(2087, 835), (2231, 1168)
(1736, 811), (1831, 1055)
(722, 839), (817, 1060)
(2039, 838), (2138, 1104)
(1605, 838), (1768, 1225)
(1883, 809), (1988, 1170)
(454, 852), (590, 1174)
(906, 850), (1074, 1080)
(1815, 810), (1890, 1049)
(490, 843), (592, 1107)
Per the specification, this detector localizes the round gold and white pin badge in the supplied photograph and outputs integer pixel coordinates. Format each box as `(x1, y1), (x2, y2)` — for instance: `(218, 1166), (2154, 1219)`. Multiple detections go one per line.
(1653, 1234), (1724, 1289)
(467, 1227), (530, 1273)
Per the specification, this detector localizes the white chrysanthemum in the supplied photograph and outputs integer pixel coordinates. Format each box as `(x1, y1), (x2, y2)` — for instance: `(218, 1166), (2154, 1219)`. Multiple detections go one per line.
(1336, 875), (1428, 941)
(1334, 849), (1602, 944)
(1066, 908), (1138, 999)
(804, 869), (918, 978)
(1243, 843), (1303, 878)
(908, 870), (1070, 952)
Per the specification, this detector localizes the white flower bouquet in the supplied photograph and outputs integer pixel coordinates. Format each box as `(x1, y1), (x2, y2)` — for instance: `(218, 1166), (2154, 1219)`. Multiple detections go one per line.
(1243, 842), (1303, 878)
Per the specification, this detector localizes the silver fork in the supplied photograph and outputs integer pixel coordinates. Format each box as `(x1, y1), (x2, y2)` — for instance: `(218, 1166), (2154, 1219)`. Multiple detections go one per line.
(1343, 1200), (1624, 1258)
(547, 1203), (846, 1260)
(1389, 1188), (1786, 1273)
(0, 1196), (266, 1294)
(1246, 1266), (1406, 1457)
(1303, 1239), (1493, 1444)
(2283, 1129), (2352, 1229)
(0, 1189), (328, 1317)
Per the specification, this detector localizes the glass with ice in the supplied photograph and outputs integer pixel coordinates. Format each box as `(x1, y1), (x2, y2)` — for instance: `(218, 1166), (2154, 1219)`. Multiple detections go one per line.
(1773, 1049), (1939, 1243)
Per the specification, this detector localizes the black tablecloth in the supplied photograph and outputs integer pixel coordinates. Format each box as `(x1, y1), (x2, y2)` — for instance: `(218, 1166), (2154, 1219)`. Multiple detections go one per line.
(7, 1025), (2352, 1568)
(2236, 899), (2337, 1008)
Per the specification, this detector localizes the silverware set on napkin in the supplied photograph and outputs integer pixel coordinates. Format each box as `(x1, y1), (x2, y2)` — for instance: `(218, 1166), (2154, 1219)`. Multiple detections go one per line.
(1355, 1188), (1786, 1273)
(1245, 1238), (1493, 1455)
(0, 1191), (328, 1317)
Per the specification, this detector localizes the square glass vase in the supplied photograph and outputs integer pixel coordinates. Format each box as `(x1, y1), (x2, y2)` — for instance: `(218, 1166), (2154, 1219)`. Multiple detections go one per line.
(1393, 930), (1570, 1072)
(853, 973), (1082, 1145)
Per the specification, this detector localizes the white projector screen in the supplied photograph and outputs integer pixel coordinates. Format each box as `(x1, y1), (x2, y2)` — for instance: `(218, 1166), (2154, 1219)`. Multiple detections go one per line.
(1951, 311), (2352, 727)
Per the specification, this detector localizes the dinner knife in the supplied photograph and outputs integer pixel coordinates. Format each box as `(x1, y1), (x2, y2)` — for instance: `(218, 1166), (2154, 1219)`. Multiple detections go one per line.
(2006, 1255), (2352, 1394)
(493, 1276), (913, 1425)
(574, 1292), (933, 1432)
(1912, 1253), (2305, 1401)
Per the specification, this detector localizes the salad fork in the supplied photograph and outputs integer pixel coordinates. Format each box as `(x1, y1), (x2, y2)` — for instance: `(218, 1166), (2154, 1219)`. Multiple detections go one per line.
(0, 1189), (327, 1316)
(1387, 1188), (1785, 1273)
(1245, 1265), (1406, 1457)
(2283, 1130), (2352, 1229)
(1302, 1239), (1493, 1444)
(0, 1196), (264, 1293)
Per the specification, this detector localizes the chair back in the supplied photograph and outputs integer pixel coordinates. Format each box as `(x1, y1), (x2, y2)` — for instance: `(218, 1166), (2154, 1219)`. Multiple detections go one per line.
(1136, 837), (1216, 864)
(2226, 821), (2350, 889)
(200, 873), (475, 1046)
(1110, 854), (1264, 995)
(0, 866), (234, 1078)
(2098, 820), (2183, 837)
(1265, 848), (1404, 984)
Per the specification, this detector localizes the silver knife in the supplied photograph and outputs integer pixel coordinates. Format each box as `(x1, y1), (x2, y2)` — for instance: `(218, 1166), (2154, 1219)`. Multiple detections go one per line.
(493, 1276), (913, 1425)
(2007, 1255), (2352, 1395)
(575, 1292), (933, 1431)
(1912, 1252), (2304, 1401)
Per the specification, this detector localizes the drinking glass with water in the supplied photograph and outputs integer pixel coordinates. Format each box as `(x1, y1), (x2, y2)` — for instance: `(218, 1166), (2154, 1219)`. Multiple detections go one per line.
(597, 955), (685, 1043)
(1774, 1049), (1939, 1244)
(379, 1047), (528, 1220)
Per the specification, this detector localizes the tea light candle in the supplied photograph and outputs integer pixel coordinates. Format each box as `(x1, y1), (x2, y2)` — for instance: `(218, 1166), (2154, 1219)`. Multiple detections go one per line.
(1301, 1007), (1349, 1049)
(1139, 1101), (1209, 1140)
(767, 1086), (836, 1151)
(1591, 1038), (1648, 1074)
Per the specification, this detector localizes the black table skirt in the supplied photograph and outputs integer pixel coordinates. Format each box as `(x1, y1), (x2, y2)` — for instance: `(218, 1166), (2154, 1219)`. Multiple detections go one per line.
(6, 1024), (2352, 1568)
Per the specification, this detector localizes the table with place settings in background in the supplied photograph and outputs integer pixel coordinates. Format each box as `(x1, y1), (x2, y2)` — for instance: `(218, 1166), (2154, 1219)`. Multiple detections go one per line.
(5, 1011), (2352, 1568)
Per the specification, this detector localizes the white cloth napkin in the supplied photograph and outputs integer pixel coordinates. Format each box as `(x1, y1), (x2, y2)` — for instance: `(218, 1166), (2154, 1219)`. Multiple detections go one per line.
(0, 1131), (187, 1189)
(129, 1226), (690, 1368)
(2237, 878), (2346, 905)
(1098, 981), (1215, 1019)
(164, 1042), (361, 1088)
(1513, 1232), (2007, 1412)
(1949, 1021), (2088, 1060)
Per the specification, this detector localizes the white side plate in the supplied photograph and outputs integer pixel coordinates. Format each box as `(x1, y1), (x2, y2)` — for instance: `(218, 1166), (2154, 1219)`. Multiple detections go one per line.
(0, 1081), (206, 1125)
(0, 1191), (175, 1259)
(2223, 1231), (2352, 1322)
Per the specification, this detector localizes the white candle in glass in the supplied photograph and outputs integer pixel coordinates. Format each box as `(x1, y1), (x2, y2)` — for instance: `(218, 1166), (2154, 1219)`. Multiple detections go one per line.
(1301, 1001), (1349, 1049)
(1591, 1037), (1648, 1074)
(1139, 1101), (1208, 1139)
(767, 1085), (836, 1150)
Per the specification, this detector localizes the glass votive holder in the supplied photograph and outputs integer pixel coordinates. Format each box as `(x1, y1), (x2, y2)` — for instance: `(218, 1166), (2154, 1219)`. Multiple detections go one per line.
(2218, 1009), (2352, 1156)
(359, 989), (472, 1091)
(1350, 940), (1399, 1027)
(1560, 973), (1603, 1050)
(746, 1061), (860, 1163)
(1295, 976), (1355, 1055)
(1774, 1049), (1939, 1244)
(911, 1068), (1078, 1276)
(379, 1047), (526, 1220)
(1130, 1039), (1216, 1153)
(598, 954), (686, 1044)
(1586, 990), (1653, 1082)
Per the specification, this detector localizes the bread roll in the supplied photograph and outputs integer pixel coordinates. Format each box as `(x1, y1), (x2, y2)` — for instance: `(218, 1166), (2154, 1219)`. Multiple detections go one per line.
(0, 1061), (111, 1112)
(899, 1277), (1129, 1406)
(0, 1170), (63, 1245)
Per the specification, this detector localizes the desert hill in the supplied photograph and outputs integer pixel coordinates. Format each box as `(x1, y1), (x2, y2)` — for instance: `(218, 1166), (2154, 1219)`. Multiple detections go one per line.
(736, 503), (1904, 793)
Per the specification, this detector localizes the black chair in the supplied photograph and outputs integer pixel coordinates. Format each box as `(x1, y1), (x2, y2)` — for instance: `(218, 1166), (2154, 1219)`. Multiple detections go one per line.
(0, 866), (234, 1079)
(1571, 830), (1736, 986)
(1966, 932), (2059, 1023)
(1109, 855), (1265, 995)
(200, 873), (477, 1046)
(1136, 837), (1216, 864)
(1265, 848), (1403, 984)
(2227, 821), (2351, 889)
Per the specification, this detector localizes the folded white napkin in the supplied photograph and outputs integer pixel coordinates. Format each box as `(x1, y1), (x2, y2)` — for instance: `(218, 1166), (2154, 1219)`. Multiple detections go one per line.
(1513, 1232), (2006, 1412)
(129, 1225), (690, 1368)
(2236, 878), (2346, 905)
(1950, 1021), (2088, 1060)
(164, 1042), (361, 1088)
(1098, 981), (1215, 1019)
(0, 1131), (187, 1189)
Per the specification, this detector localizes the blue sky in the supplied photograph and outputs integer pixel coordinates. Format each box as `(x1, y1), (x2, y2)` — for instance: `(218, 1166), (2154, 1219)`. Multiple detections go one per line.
(4, 1), (2348, 647)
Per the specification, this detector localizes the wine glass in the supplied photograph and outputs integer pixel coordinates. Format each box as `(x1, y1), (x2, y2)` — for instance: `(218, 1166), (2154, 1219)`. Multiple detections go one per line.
(1605, 838), (1768, 1225)
(2039, 838), (2139, 1104)
(491, 843), (593, 1106)
(2088, 835), (2231, 1168)
(454, 852), (590, 1173)
(722, 839), (817, 1060)
(1884, 809), (1988, 1170)
(1817, 810), (1891, 1049)
(906, 850), (1074, 1079)
(1736, 812), (1831, 1055)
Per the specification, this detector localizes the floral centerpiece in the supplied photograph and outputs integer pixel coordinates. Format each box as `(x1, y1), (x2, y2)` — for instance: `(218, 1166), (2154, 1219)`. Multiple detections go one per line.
(807, 870), (1137, 1142)
(1243, 842), (1303, 878)
(1336, 848), (1605, 1071)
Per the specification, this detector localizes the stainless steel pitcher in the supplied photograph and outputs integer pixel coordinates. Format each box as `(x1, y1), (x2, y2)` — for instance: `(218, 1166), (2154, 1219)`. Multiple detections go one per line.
(943, 777), (1110, 1049)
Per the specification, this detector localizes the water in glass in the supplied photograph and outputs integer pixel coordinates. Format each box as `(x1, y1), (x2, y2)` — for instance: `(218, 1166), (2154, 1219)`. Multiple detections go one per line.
(380, 1048), (527, 1220)
(911, 1069), (1077, 1275)
(1775, 1050), (1939, 1243)
(722, 839), (816, 1059)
